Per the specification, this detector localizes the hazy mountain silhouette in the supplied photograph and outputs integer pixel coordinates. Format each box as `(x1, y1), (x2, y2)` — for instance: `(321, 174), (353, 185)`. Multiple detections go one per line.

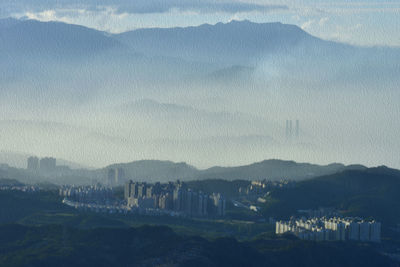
(0, 18), (121, 59)
(1, 18), (398, 89)
(104, 159), (366, 182)
(116, 20), (321, 66)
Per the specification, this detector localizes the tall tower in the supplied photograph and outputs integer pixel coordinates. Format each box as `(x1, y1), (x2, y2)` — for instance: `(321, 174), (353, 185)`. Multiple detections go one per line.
(295, 120), (299, 138)
(107, 169), (116, 187)
(289, 120), (293, 139)
(39, 157), (56, 173)
(285, 120), (289, 139)
(27, 156), (39, 171)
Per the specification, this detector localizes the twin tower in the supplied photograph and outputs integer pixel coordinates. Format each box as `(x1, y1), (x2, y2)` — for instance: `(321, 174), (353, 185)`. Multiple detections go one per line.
(286, 120), (300, 140)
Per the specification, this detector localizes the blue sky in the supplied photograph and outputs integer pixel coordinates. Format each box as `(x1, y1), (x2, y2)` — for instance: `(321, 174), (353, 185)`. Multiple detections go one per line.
(1, 0), (399, 46)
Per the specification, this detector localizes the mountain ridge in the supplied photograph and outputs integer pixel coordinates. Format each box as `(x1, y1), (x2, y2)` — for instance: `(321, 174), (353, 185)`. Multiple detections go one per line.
(102, 159), (367, 182)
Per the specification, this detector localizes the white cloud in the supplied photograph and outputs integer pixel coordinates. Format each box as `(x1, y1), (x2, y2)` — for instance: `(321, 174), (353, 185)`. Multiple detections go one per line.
(318, 17), (329, 26)
(301, 19), (315, 30)
(1, 0), (288, 15)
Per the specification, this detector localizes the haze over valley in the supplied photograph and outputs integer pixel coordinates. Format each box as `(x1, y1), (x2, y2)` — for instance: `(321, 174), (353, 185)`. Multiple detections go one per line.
(1, 18), (399, 169)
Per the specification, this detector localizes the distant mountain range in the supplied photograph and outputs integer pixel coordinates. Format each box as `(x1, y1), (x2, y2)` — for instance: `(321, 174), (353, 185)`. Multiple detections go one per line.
(0, 19), (120, 59)
(2, 17), (398, 87)
(105, 159), (366, 182)
(115, 20), (322, 66)
(0, 155), (368, 185)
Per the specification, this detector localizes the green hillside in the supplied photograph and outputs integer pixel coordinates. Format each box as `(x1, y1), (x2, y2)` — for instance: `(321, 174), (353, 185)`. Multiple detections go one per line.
(0, 224), (395, 267)
(262, 166), (400, 225)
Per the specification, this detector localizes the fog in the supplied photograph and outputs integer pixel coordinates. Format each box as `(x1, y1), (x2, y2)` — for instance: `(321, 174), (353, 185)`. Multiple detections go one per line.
(0, 19), (399, 169)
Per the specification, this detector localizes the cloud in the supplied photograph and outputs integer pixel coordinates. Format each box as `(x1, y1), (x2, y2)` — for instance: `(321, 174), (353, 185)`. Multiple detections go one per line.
(301, 19), (315, 30)
(318, 17), (329, 26)
(1, 0), (288, 15)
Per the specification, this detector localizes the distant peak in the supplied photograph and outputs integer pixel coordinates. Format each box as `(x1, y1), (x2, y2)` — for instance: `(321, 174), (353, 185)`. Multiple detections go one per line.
(227, 19), (251, 24)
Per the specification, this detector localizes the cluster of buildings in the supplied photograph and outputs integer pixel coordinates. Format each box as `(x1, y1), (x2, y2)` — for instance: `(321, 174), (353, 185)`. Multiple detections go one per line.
(27, 156), (56, 172)
(27, 156), (76, 176)
(125, 181), (226, 217)
(239, 180), (295, 201)
(0, 185), (39, 193)
(59, 185), (114, 204)
(297, 207), (338, 218)
(276, 217), (381, 243)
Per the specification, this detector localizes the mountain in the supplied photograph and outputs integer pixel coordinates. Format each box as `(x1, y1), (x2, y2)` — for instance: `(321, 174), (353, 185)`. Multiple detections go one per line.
(115, 20), (400, 87)
(262, 166), (400, 225)
(115, 20), (321, 66)
(106, 160), (198, 182)
(0, 18), (121, 59)
(199, 159), (366, 181)
(104, 159), (366, 183)
(1, 18), (399, 169)
(2, 18), (398, 87)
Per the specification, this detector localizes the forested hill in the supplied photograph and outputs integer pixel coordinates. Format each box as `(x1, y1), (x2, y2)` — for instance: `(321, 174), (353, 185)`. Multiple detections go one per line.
(0, 224), (395, 267)
(263, 166), (400, 225)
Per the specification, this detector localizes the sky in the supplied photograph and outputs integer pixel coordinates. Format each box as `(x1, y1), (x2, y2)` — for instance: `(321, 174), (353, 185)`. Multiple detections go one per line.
(1, 0), (400, 47)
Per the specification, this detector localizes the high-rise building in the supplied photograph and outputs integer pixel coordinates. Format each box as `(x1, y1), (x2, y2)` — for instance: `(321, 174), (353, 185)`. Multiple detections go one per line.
(39, 157), (56, 173)
(198, 193), (208, 216)
(359, 222), (370, 241)
(137, 183), (147, 198)
(347, 222), (360, 240)
(125, 180), (134, 200)
(286, 120), (295, 140)
(185, 190), (193, 215)
(146, 186), (153, 198)
(173, 187), (181, 211)
(107, 169), (116, 187)
(295, 120), (299, 138)
(286, 120), (289, 139)
(108, 168), (125, 187)
(27, 156), (39, 171)
(211, 193), (226, 216)
(115, 168), (125, 185)
(370, 222), (381, 242)
(130, 183), (138, 198)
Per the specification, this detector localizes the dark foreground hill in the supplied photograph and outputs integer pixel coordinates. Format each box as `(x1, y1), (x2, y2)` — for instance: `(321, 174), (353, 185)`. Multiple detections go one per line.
(262, 166), (400, 225)
(0, 224), (396, 267)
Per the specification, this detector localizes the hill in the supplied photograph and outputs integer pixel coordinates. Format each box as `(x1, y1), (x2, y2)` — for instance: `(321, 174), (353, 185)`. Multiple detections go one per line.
(104, 159), (366, 183)
(262, 166), (400, 225)
(0, 157), (367, 185)
(106, 160), (198, 182)
(115, 20), (322, 66)
(0, 224), (395, 267)
(199, 159), (366, 181)
(0, 18), (120, 59)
